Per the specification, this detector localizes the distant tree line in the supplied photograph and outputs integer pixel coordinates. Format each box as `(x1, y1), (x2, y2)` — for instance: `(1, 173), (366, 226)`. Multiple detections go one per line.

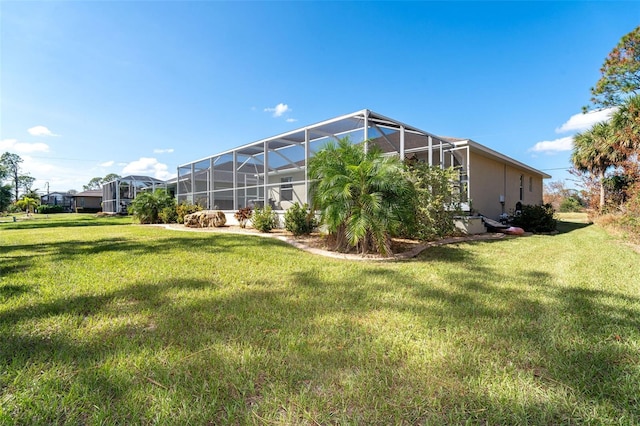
(0, 152), (39, 212)
(572, 26), (640, 220)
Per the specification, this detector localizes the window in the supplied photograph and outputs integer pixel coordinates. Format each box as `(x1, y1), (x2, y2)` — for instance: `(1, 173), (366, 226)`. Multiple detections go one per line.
(529, 176), (533, 192)
(281, 177), (293, 201)
(519, 174), (524, 201)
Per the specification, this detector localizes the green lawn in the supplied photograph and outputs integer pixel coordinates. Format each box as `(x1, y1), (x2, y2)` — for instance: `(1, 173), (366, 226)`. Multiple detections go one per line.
(1, 214), (639, 424)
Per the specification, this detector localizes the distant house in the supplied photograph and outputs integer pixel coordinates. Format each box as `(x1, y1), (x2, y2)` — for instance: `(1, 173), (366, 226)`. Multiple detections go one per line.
(175, 109), (550, 221)
(72, 190), (102, 213)
(40, 192), (74, 212)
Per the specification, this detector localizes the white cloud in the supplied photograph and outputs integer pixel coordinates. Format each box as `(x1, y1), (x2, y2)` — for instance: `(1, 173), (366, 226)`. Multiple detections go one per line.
(285, 118), (298, 123)
(153, 148), (175, 154)
(264, 103), (291, 118)
(121, 157), (175, 180)
(528, 136), (574, 154)
(100, 160), (115, 167)
(27, 125), (59, 137)
(0, 138), (50, 153)
(555, 108), (617, 134)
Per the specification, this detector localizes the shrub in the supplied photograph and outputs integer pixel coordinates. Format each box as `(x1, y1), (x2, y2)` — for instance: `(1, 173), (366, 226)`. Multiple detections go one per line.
(403, 162), (462, 241)
(129, 189), (176, 224)
(559, 196), (583, 213)
(511, 203), (557, 233)
(252, 206), (278, 232)
(159, 206), (178, 224)
(176, 202), (202, 224)
(234, 207), (253, 228)
(284, 203), (317, 236)
(37, 205), (65, 214)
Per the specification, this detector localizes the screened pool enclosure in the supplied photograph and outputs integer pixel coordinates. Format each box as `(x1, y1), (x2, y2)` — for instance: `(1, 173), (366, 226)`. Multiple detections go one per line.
(102, 175), (169, 214)
(177, 110), (470, 211)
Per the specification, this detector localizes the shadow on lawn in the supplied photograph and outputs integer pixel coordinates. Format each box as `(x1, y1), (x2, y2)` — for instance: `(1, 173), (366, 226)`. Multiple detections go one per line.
(556, 219), (592, 234)
(0, 217), (132, 230)
(2, 234), (639, 423)
(296, 264), (640, 422)
(0, 233), (287, 280)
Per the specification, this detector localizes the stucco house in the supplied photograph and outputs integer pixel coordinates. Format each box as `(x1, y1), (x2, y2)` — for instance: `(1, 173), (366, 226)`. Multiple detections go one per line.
(175, 110), (550, 222)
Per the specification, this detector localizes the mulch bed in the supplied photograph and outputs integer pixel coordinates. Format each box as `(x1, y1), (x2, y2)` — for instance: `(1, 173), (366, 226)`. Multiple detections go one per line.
(156, 224), (507, 261)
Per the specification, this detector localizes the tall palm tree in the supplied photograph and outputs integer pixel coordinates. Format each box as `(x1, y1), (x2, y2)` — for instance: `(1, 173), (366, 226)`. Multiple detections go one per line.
(571, 121), (626, 209)
(308, 138), (414, 256)
(612, 94), (640, 153)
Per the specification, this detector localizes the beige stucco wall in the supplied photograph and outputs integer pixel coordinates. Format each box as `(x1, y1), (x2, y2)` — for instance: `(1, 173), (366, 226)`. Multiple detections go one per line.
(469, 151), (544, 219)
(267, 169), (307, 209)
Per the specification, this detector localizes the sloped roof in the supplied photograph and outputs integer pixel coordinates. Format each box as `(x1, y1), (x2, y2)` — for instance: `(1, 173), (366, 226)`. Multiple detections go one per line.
(73, 190), (103, 197)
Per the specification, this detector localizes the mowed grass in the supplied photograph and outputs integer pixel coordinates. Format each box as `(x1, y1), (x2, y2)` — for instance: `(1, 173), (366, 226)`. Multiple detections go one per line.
(1, 214), (639, 424)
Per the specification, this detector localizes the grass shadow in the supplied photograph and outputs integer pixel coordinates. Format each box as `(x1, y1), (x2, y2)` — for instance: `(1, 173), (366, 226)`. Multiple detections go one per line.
(556, 219), (592, 234)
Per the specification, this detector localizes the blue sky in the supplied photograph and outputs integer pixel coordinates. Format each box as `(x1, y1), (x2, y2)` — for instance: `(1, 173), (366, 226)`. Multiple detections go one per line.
(1, 1), (639, 193)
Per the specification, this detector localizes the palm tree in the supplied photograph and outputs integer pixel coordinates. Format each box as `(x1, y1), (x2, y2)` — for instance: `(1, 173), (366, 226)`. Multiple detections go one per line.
(308, 138), (414, 256)
(612, 94), (640, 153)
(571, 121), (625, 209)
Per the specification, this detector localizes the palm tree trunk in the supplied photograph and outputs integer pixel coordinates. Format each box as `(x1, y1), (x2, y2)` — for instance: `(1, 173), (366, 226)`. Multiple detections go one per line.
(599, 170), (606, 210)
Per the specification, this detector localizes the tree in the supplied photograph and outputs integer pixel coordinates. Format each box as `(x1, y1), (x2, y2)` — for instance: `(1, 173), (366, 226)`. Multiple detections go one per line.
(612, 94), (640, 152)
(83, 174), (121, 191)
(103, 173), (121, 183)
(18, 175), (36, 196)
(84, 177), (104, 191)
(15, 196), (38, 215)
(544, 180), (584, 211)
(571, 122), (626, 209)
(0, 184), (12, 212)
(1, 152), (23, 202)
(588, 26), (640, 110)
(308, 138), (414, 256)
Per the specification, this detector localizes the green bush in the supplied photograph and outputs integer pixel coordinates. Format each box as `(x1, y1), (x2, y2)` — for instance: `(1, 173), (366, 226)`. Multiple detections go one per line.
(559, 196), (583, 213)
(129, 189), (176, 224)
(403, 162), (461, 241)
(511, 203), (557, 233)
(176, 202), (202, 224)
(252, 205), (278, 233)
(284, 203), (317, 236)
(159, 206), (178, 224)
(37, 205), (65, 214)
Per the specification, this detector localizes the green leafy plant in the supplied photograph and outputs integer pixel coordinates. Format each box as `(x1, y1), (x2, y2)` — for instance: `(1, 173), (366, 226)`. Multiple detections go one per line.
(559, 196), (583, 213)
(37, 205), (65, 214)
(129, 189), (176, 224)
(15, 196), (38, 214)
(234, 207), (253, 228)
(159, 206), (178, 224)
(284, 202), (317, 236)
(511, 203), (557, 233)
(308, 138), (414, 255)
(404, 161), (462, 241)
(251, 205), (278, 232)
(176, 202), (202, 224)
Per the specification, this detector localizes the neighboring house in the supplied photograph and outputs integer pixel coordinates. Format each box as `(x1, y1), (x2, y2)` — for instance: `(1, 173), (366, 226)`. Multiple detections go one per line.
(102, 175), (168, 214)
(175, 109), (550, 220)
(40, 192), (74, 212)
(72, 190), (103, 213)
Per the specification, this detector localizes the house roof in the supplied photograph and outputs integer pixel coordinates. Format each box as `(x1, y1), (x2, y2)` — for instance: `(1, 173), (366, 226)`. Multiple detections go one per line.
(178, 109), (550, 179)
(73, 190), (103, 198)
(450, 139), (552, 179)
(102, 175), (167, 185)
